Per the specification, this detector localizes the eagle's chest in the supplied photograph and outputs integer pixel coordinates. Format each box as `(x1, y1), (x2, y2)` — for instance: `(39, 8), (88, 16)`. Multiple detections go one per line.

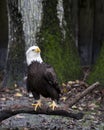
(28, 63), (46, 86)
(28, 73), (48, 95)
(28, 62), (44, 77)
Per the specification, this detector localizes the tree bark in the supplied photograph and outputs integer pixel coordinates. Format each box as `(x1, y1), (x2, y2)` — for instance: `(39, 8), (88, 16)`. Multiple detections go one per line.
(2, 0), (26, 88)
(0, 108), (84, 122)
(0, 0), (8, 72)
(37, 0), (82, 82)
(19, 0), (43, 50)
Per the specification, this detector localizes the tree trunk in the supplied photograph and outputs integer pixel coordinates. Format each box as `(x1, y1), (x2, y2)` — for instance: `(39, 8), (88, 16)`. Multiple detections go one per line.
(19, 0), (43, 50)
(37, 0), (82, 82)
(0, 0), (8, 80)
(2, 0), (25, 88)
(87, 0), (104, 85)
(78, 0), (94, 66)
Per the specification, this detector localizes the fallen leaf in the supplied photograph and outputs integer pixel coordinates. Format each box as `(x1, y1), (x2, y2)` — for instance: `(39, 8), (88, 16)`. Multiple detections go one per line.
(14, 92), (23, 97)
(62, 83), (66, 87)
(75, 80), (80, 84)
(72, 105), (77, 109)
(88, 103), (98, 110)
(78, 106), (83, 111)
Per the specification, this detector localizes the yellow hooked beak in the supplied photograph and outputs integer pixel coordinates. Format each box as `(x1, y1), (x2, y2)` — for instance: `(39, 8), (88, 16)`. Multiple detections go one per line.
(35, 47), (41, 53)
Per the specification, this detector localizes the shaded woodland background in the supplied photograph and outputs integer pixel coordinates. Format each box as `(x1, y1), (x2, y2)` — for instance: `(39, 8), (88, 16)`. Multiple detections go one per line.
(0, 0), (104, 87)
(0, 0), (104, 129)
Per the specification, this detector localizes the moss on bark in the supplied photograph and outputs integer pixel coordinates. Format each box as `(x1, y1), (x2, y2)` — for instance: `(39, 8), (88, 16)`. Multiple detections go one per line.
(37, 0), (82, 83)
(87, 42), (104, 85)
(62, 0), (82, 81)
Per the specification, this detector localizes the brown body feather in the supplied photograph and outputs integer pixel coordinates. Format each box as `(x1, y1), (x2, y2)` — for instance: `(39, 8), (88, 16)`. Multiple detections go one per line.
(27, 61), (60, 101)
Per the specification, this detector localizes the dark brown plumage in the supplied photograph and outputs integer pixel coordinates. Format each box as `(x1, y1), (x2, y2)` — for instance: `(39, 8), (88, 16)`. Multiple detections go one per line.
(27, 61), (60, 102)
(26, 45), (60, 110)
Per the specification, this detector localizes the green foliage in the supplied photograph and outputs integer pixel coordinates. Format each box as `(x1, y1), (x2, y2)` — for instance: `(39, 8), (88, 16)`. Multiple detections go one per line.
(87, 43), (104, 85)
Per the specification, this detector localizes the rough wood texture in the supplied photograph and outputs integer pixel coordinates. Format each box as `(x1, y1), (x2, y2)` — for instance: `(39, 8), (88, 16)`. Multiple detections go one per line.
(68, 82), (100, 107)
(0, 107), (84, 122)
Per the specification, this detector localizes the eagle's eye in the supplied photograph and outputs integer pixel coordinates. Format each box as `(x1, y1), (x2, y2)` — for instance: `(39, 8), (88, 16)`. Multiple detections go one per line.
(32, 49), (35, 51)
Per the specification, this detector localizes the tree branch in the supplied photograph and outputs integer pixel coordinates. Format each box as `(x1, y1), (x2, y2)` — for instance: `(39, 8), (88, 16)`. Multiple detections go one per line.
(0, 107), (84, 122)
(68, 82), (100, 107)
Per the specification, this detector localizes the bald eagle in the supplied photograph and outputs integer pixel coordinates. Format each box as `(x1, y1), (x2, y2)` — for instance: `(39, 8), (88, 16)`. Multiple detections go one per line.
(26, 46), (61, 110)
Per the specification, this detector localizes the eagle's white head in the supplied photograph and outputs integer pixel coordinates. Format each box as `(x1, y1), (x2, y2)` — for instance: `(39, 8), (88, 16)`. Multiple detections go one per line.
(26, 45), (43, 65)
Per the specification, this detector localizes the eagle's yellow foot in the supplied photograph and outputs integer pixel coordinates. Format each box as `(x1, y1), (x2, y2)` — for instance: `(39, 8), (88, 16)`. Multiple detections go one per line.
(32, 99), (42, 111)
(49, 101), (58, 110)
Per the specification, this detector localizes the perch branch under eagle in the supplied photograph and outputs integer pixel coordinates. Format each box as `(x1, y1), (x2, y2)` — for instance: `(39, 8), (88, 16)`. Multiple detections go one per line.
(26, 46), (61, 111)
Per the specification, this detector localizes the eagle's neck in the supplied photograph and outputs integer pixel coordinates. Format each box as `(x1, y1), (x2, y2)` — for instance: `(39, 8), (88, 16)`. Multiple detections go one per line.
(27, 55), (43, 66)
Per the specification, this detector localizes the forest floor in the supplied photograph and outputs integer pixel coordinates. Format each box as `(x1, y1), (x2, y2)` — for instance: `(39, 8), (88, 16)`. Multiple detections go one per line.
(0, 80), (104, 130)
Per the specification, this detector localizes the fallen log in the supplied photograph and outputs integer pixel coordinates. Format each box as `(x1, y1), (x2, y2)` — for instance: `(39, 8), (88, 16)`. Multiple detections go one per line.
(0, 82), (100, 122)
(68, 82), (100, 107)
(0, 107), (84, 122)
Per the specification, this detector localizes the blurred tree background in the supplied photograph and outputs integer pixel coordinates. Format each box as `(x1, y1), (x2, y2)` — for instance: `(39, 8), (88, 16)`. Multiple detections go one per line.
(0, 0), (104, 87)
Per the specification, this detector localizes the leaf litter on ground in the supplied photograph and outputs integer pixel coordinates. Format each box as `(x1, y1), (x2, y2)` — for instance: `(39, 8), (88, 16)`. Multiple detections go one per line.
(0, 80), (104, 129)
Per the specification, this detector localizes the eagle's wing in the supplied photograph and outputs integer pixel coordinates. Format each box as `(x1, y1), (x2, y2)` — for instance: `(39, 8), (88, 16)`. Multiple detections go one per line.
(43, 63), (60, 93)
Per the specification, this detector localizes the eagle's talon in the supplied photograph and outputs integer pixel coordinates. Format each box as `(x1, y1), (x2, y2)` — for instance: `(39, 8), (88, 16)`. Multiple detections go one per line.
(32, 100), (42, 111)
(49, 101), (58, 110)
